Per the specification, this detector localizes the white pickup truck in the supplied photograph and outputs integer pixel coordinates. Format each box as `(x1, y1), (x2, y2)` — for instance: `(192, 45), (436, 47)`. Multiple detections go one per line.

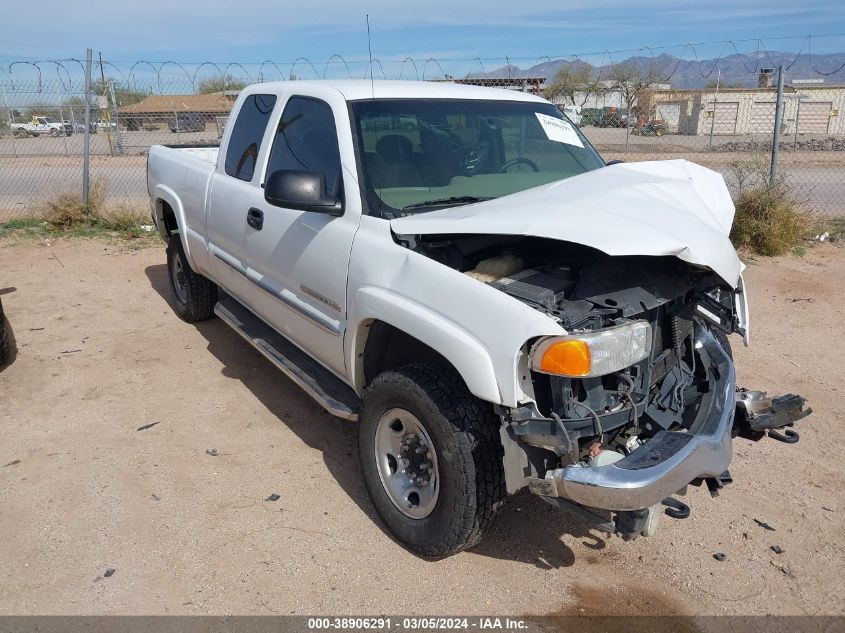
(12, 116), (72, 137)
(147, 80), (810, 557)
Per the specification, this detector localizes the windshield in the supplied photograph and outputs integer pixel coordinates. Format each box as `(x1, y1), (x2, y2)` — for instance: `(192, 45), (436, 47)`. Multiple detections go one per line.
(350, 98), (605, 216)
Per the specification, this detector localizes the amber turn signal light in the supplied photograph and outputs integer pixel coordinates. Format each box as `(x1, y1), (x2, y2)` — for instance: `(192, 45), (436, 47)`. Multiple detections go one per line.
(538, 339), (591, 377)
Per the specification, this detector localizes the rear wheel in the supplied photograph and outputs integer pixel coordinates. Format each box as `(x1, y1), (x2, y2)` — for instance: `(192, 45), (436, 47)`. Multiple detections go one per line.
(166, 235), (218, 322)
(359, 363), (506, 558)
(0, 301), (9, 366)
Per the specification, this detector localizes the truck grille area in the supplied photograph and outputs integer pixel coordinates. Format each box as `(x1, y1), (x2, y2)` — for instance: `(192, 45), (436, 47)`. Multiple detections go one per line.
(650, 310), (694, 388)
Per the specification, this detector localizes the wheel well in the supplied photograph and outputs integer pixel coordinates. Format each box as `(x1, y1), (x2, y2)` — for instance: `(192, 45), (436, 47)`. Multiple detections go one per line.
(361, 321), (459, 387)
(157, 200), (178, 235)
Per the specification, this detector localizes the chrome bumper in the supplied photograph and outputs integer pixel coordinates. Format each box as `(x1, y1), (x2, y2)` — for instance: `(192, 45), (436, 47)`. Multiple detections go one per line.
(531, 328), (735, 511)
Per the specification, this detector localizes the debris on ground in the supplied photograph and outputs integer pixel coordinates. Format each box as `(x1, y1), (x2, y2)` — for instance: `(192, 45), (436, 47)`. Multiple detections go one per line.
(60, 349), (82, 354)
(814, 232), (830, 242)
(3, 459), (21, 467)
(771, 545), (785, 554)
(205, 448), (218, 457)
(753, 518), (776, 531)
(713, 553), (727, 561)
(135, 422), (160, 431)
(103, 568), (115, 578)
(151, 493), (160, 501)
(265, 494), (281, 502)
(770, 560), (792, 576)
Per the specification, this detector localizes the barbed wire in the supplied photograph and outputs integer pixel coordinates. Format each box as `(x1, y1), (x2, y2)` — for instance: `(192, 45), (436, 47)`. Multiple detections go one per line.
(1, 33), (844, 93)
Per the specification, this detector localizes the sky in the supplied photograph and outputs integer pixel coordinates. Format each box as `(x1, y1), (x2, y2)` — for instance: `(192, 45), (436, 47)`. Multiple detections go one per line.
(1, 0), (844, 76)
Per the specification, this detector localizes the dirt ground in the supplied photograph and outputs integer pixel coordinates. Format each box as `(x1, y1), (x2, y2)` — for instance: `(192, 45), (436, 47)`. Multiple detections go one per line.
(0, 236), (843, 617)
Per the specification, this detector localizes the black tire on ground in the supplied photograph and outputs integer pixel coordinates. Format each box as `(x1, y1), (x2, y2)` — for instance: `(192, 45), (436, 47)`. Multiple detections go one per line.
(165, 235), (218, 322)
(359, 363), (506, 558)
(50, 128), (59, 137)
(0, 302), (9, 366)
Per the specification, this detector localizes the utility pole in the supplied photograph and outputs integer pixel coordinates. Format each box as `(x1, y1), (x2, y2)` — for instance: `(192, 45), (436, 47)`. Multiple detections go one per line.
(709, 68), (720, 151)
(83, 48), (93, 214)
(99, 52), (114, 155)
(769, 65), (784, 186)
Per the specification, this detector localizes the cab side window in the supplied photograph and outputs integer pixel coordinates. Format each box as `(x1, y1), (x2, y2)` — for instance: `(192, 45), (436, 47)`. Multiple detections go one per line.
(225, 94), (277, 181)
(266, 97), (342, 197)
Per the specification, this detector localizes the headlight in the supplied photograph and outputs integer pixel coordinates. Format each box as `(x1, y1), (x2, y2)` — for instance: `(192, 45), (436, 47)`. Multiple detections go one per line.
(530, 320), (652, 378)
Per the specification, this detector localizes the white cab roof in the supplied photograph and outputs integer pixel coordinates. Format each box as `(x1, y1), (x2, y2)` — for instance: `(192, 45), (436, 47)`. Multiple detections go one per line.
(241, 80), (549, 103)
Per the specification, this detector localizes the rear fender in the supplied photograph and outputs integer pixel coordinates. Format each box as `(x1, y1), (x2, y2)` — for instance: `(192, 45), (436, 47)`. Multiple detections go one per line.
(152, 184), (196, 269)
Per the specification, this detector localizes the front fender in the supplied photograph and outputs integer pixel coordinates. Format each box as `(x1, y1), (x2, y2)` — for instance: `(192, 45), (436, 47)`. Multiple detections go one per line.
(350, 287), (501, 404)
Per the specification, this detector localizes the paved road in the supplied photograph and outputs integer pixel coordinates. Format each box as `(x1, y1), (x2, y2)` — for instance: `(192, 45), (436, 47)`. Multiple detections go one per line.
(1, 128), (844, 219)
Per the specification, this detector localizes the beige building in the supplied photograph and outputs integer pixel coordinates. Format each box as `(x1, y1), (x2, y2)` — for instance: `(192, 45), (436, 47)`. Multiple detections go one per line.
(648, 85), (845, 136)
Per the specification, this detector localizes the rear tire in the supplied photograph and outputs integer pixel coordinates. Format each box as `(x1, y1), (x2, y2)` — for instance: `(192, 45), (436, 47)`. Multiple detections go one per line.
(0, 301), (9, 367)
(359, 363), (506, 558)
(166, 235), (218, 322)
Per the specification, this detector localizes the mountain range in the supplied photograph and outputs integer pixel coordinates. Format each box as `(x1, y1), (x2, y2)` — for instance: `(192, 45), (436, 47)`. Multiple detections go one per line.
(472, 51), (845, 89)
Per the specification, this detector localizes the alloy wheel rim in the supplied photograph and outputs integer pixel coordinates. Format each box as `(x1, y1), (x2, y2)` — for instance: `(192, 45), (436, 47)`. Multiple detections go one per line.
(172, 253), (188, 305)
(374, 408), (440, 519)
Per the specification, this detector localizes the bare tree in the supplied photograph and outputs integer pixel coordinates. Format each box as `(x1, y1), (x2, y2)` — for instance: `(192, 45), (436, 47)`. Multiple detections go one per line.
(543, 61), (604, 108)
(608, 61), (666, 118)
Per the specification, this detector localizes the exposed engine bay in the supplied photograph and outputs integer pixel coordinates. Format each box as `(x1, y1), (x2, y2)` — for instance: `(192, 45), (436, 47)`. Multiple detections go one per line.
(399, 232), (742, 469)
(389, 230), (812, 540)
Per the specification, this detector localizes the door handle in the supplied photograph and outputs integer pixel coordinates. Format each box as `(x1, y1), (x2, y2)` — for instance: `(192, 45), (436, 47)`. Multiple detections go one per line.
(247, 207), (264, 231)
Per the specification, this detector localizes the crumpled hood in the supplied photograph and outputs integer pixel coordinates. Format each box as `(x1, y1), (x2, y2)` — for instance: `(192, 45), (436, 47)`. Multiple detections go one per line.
(390, 160), (743, 287)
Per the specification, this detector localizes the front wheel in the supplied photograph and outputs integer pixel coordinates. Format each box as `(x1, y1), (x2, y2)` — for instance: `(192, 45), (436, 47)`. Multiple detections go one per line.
(359, 363), (506, 558)
(50, 128), (59, 137)
(165, 235), (218, 322)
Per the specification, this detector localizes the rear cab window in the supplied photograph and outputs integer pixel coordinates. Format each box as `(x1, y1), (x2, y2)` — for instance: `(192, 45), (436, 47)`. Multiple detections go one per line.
(224, 94), (278, 181)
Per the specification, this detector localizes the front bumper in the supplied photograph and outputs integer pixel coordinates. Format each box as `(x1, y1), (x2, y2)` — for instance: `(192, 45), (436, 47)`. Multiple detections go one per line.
(529, 327), (735, 511)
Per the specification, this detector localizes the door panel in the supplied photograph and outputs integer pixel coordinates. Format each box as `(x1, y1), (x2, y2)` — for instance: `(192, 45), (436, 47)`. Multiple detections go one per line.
(241, 94), (359, 376)
(798, 102), (832, 134)
(711, 102), (738, 134)
(749, 102), (776, 134)
(205, 93), (277, 301)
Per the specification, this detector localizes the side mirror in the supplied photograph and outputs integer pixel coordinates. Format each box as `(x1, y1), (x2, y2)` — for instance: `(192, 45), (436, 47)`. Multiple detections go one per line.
(606, 159), (625, 166)
(264, 170), (343, 216)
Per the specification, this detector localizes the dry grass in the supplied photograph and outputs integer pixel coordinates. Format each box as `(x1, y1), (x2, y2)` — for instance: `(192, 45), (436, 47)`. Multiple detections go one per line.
(730, 181), (811, 256)
(40, 179), (150, 237)
(44, 179), (107, 228)
(727, 160), (813, 256)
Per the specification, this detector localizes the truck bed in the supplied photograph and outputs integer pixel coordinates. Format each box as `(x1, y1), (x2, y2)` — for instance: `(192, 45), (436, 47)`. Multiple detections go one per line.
(147, 145), (219, 214)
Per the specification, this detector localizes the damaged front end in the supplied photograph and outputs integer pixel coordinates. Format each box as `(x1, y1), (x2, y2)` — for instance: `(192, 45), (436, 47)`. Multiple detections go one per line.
(399, 233), (812, 539)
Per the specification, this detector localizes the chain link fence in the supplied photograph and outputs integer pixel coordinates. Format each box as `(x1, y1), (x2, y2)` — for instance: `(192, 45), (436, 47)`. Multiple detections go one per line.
(1, 43), (845, 222)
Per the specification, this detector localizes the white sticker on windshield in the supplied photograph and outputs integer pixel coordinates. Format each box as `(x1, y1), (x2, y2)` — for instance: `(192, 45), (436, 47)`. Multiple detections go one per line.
(535, 112), (584, 148)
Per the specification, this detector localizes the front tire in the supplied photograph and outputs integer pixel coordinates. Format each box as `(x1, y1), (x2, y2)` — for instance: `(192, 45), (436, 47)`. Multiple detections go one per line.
(359, 363), (505, 558)
(165, 235), (218, 322)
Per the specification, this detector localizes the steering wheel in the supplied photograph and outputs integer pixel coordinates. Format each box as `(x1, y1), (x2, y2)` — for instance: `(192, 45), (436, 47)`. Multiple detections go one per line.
(460, 141), (491, 175)
(499, 157), (539, 173)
